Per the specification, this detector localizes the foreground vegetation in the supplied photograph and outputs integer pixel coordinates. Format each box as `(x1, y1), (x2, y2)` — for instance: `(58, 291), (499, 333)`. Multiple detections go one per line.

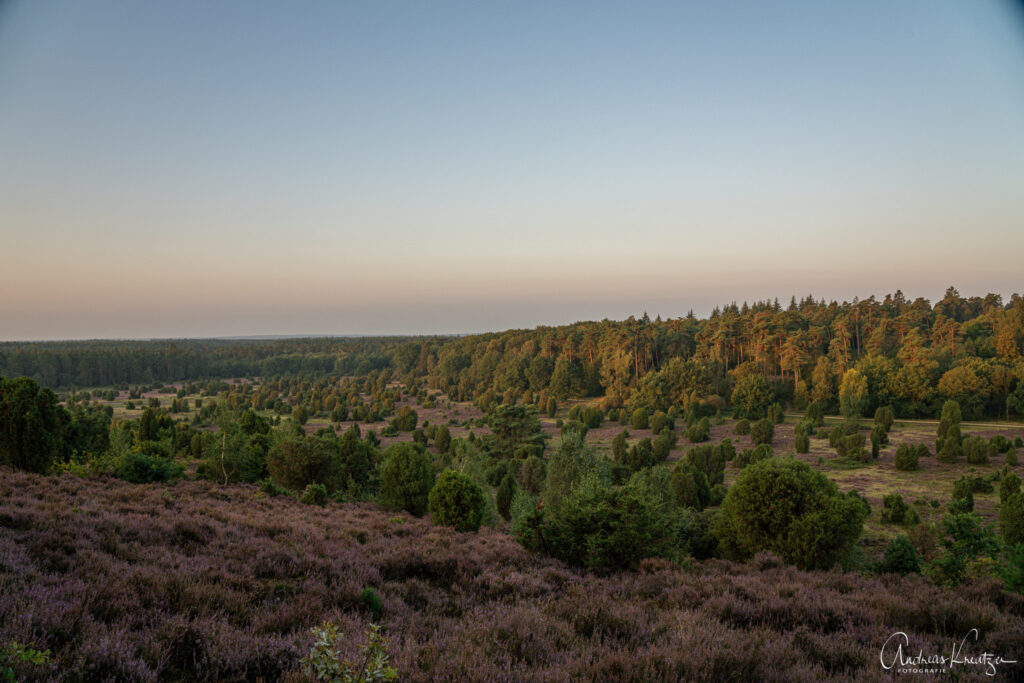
(2, 470), (1023, 682)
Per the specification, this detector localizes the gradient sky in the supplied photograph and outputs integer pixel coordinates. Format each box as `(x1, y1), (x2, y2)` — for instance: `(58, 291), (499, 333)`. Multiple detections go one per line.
(1, 1), (1023, 340)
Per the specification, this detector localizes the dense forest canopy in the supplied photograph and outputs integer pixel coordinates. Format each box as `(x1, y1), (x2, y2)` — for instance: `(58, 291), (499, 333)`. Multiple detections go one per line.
(3, 287), (1024, 420)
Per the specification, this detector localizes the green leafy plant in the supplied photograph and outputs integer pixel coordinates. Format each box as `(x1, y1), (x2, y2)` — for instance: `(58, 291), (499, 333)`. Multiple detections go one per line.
(301, 622), (397, 683)
(302, 483), (329, 506)
(2, 641), (50, 682)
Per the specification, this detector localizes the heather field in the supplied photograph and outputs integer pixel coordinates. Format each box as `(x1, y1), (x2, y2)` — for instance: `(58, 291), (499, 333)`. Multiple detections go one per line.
(2, 470), (1023, 682)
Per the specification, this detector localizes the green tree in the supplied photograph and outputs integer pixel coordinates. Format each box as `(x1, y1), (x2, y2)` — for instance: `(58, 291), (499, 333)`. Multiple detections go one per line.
(630, 407), (650, 430)
(838, 369), (869, 418)
(670, 460), (710, 510)
(378, 443), (434, 516)
(1001, 492), (1024, 545)
(1000, 472), (1021, 503)
(267, 434), (342, 492)
(794, 422), (810, 454)
(893, 444), (919, 471)
(611, 429), (629, 464)
(433, 425), (451, 453)
(538, 467), (684, 571)
(496, 472), (516, 520)
(486, 404), (546, 459)
(138, 406), (159, 442)
(391, 406), (418, 432)
(0, 376), (66, 473)
(730, 373), (773, 420)
(878, 535), (920, 574)
(428, 470), (487, 532)
(750, 418), (774, 446)
(716, 457), (869, 569)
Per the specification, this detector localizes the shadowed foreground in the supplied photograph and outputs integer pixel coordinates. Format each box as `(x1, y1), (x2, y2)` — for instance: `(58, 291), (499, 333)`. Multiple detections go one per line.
(1, 470), (1022, 681)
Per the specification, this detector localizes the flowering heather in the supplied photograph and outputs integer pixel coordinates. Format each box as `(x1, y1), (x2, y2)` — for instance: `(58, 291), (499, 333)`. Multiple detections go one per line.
(1, 469), (1023, 681)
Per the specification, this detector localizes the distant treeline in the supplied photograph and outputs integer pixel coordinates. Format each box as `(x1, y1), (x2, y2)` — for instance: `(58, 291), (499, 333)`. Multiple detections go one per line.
(4, 287), (1024, 419)
(0, 337), (417, 388)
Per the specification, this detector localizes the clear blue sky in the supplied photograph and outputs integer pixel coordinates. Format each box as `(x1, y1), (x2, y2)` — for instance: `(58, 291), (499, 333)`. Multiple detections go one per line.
(1, 1), (1023, 339)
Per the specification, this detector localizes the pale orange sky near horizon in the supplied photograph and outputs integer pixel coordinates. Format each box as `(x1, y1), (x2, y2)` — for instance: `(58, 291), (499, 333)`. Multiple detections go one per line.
(2, 1), (1023, 340)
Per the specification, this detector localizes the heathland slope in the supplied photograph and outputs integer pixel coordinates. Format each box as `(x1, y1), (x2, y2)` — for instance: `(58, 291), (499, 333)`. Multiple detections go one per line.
(1, 470), (1022, 681)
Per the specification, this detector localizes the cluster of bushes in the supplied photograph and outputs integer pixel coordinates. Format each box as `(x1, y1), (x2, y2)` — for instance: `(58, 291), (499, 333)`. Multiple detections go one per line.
(511, 435), (685, 571)
(828, 420), (867, 461)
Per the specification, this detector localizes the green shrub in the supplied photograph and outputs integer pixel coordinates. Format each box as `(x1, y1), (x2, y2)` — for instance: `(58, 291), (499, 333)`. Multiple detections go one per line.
(718, 437), (736, 462)
(684, 417), (710, 443)
(377, 443), (434, 516)
(750, 418), (774, 446)
(684, 444), (726, 486)
(880, 492), (919, 525)
(630, 408), (650, 430)
(545, 396), (557, 417)
(1009, 449), (1020, 466)
(937, 422), (962, 463)
(925, 512), (1001, 588)
(390, 406), (418, 432)
(715, 457), (869, 570)
(267, 436), (342, 493)
(989, 435), (1011, 454)
(516, 455), (546, 495)
(874, 406), (895, 433)
(649, 411), (674, 435)
(560, 419), (589, 442)
(709, 483), (727, 507)
(805, 401), (826, 427)
(359, 587), (383, 621)
(963, 436), (989, 464)
(794, 422), (810, 454)
(1001, 472), (1022, 503)
(838, 433), (868, 461)
(302, 622), (396, 683)
(301, 483), (329, 506)
(686, 508), (720, 559)
(670, 460), (710, 511)
(870, 424), (887, 458)
(951, 478), (974, 514)
(734, 444), (772, 469)
(543, 468), (684, 571)
(1001, 492), (1024, 545)
(115, 452), (184, 484)
(893, 444), (919, 471)
(1001, 544), (1024, 594)
(624, 438), (655, 471)
(878, 535), (920, 574)
(652, 430), (674, 462)
(496, 472), (516, 520)
(258, 478), (288, 497)
(734, 419), (750, 436)
(428, 470), (487, 532)
(951, 475), (993, 509)
(1, 641), (50, 681)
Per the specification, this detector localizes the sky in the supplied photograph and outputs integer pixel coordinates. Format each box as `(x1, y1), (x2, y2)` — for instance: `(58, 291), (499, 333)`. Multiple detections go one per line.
(1, 1), (1023, 340)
